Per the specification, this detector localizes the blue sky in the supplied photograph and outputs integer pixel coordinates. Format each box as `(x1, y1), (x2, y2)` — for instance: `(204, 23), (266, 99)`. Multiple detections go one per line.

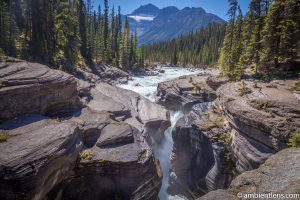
(94, 0), (251, 20)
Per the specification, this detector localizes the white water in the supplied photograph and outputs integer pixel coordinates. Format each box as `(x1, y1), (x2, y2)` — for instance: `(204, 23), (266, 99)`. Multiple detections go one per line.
(119, 67), (200, 102)
(118, 67), (201, 200)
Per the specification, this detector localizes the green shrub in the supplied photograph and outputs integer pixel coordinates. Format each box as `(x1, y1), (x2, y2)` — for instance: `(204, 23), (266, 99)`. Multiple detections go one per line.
(204, 112), (210, 119)
(0, 80), (5, 89)
(0, 134), (8, 143)
(289, 79), (300, 93)
(138, 150), (148, 161)
(200, 116), (224, 131)
(200, 122), (218, 131)
(98, 159), (107, 164)
(80, 150), (94, 160)
(189, 77), (201, 94)
(288, 129), (300, 148)
(237, 81), (251, 96)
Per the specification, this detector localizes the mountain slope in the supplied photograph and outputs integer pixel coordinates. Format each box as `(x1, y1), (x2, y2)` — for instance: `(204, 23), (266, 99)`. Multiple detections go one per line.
(126, 4), (225, 45)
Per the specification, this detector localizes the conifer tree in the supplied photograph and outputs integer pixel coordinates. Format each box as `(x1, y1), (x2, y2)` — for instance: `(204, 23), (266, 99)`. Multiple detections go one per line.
(262, 0), (300, 68)
(219, 0), (238, 76)
(79, 0), (89, 61)
(103, 0), (109, 62)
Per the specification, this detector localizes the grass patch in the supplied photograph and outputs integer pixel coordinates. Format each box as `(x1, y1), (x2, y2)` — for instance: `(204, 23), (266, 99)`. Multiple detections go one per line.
(287, 129), (300, 148)
(80, 150), (94, 160)
(0, 134), (8, 143)
(212, 117), (224, 126)
(251, 101), (274, 117)
(138, 150), (148, 161)
(0, 80), (5, 89)
(200, 122), (218, 131)
(289, 79), (300, 93)
(52, 117), (61, 124)
(200, 116), (224, 131)
(98, 159), (107, 164)
(203, 112), (210, 119)
(252, 102), (268, 110)
(189, 77), (201, 95)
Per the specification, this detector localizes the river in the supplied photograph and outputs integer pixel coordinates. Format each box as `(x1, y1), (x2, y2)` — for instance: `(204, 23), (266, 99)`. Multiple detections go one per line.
(118, 67), (202, 200)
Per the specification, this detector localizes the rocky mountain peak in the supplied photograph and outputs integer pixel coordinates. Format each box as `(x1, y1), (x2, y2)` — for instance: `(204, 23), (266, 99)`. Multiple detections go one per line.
(131, 3), (160, 16)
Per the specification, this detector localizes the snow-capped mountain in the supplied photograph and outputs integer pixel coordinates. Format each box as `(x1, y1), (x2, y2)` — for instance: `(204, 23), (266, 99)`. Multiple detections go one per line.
(128, 15), (155, 22)
(124, 4), (225, 45)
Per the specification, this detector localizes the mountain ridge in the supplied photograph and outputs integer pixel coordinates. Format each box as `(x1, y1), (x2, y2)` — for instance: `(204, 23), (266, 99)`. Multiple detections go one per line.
(126, 4), (225, 45)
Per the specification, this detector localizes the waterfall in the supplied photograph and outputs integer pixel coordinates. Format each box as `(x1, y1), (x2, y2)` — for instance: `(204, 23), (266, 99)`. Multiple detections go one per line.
(118, 67), (201, 200)
(157, 110), (184, 200)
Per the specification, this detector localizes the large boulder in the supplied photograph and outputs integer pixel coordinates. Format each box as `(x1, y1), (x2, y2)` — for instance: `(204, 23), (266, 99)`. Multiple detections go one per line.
(198, 148), (300, 200)
(0, 59), (81, 121)
(87, 82), (170, 146)
(44, 108), (162, 200)
(0, 108), (163, 200)
(0, 114), (82, 200)
(156, 74), (226, 112)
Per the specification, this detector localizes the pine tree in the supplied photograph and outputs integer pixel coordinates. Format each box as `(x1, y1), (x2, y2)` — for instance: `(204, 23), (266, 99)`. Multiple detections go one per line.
(262, 0), (300, 69)
(103, 0), (109, 62)
(233, 7), (244, 80)
(133, 30), (138, 65)
(79, 0), (89, 61)
(219, 0), (239, 76)
(277, 0), (300, 67)
(120, 16), (131, 69)
(111, 6), (116, 62)
(0, 0), (12, 54)
(172, 44), (178, 65)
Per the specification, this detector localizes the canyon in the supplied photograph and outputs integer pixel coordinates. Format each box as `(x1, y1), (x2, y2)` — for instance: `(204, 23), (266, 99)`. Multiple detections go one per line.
(0, 57), (299, 200)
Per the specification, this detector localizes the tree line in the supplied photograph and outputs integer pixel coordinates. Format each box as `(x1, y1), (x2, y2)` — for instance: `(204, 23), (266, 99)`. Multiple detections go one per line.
(143, 23), (226, 67)
(219, 0), (300, 80)
(0, 0), (145, 73)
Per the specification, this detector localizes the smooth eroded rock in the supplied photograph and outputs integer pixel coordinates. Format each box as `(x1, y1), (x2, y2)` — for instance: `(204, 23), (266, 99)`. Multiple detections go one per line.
(0, 60), (81, 121)
(198, 148), (300, 200)
(156, 74), (221, 112)
(0, 115), (82, 200)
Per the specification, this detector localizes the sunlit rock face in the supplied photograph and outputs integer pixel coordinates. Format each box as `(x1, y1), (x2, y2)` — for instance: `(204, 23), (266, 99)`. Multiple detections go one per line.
(162, 75), (300, 199)
(156, 74), (217, 112)
(0, 58), (81, 122)
(198, 148), (300, 200)
(216, 80), (300, 172)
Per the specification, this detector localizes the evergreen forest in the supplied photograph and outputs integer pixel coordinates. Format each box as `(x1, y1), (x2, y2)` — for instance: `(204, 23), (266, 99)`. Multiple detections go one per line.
(144, 23), (226, 67)
(0, 0), (145, 73)
(144, 0), (300, 79)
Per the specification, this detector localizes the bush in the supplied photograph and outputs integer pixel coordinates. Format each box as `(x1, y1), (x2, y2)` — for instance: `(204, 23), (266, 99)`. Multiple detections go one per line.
(0, 134), (8, 143)
(0, 81), (4, 89)
(237, 81), (251, 96)
(289, 79), (300, 93)
(80, 150), (94, 160)
(288, 129), (300, 148)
